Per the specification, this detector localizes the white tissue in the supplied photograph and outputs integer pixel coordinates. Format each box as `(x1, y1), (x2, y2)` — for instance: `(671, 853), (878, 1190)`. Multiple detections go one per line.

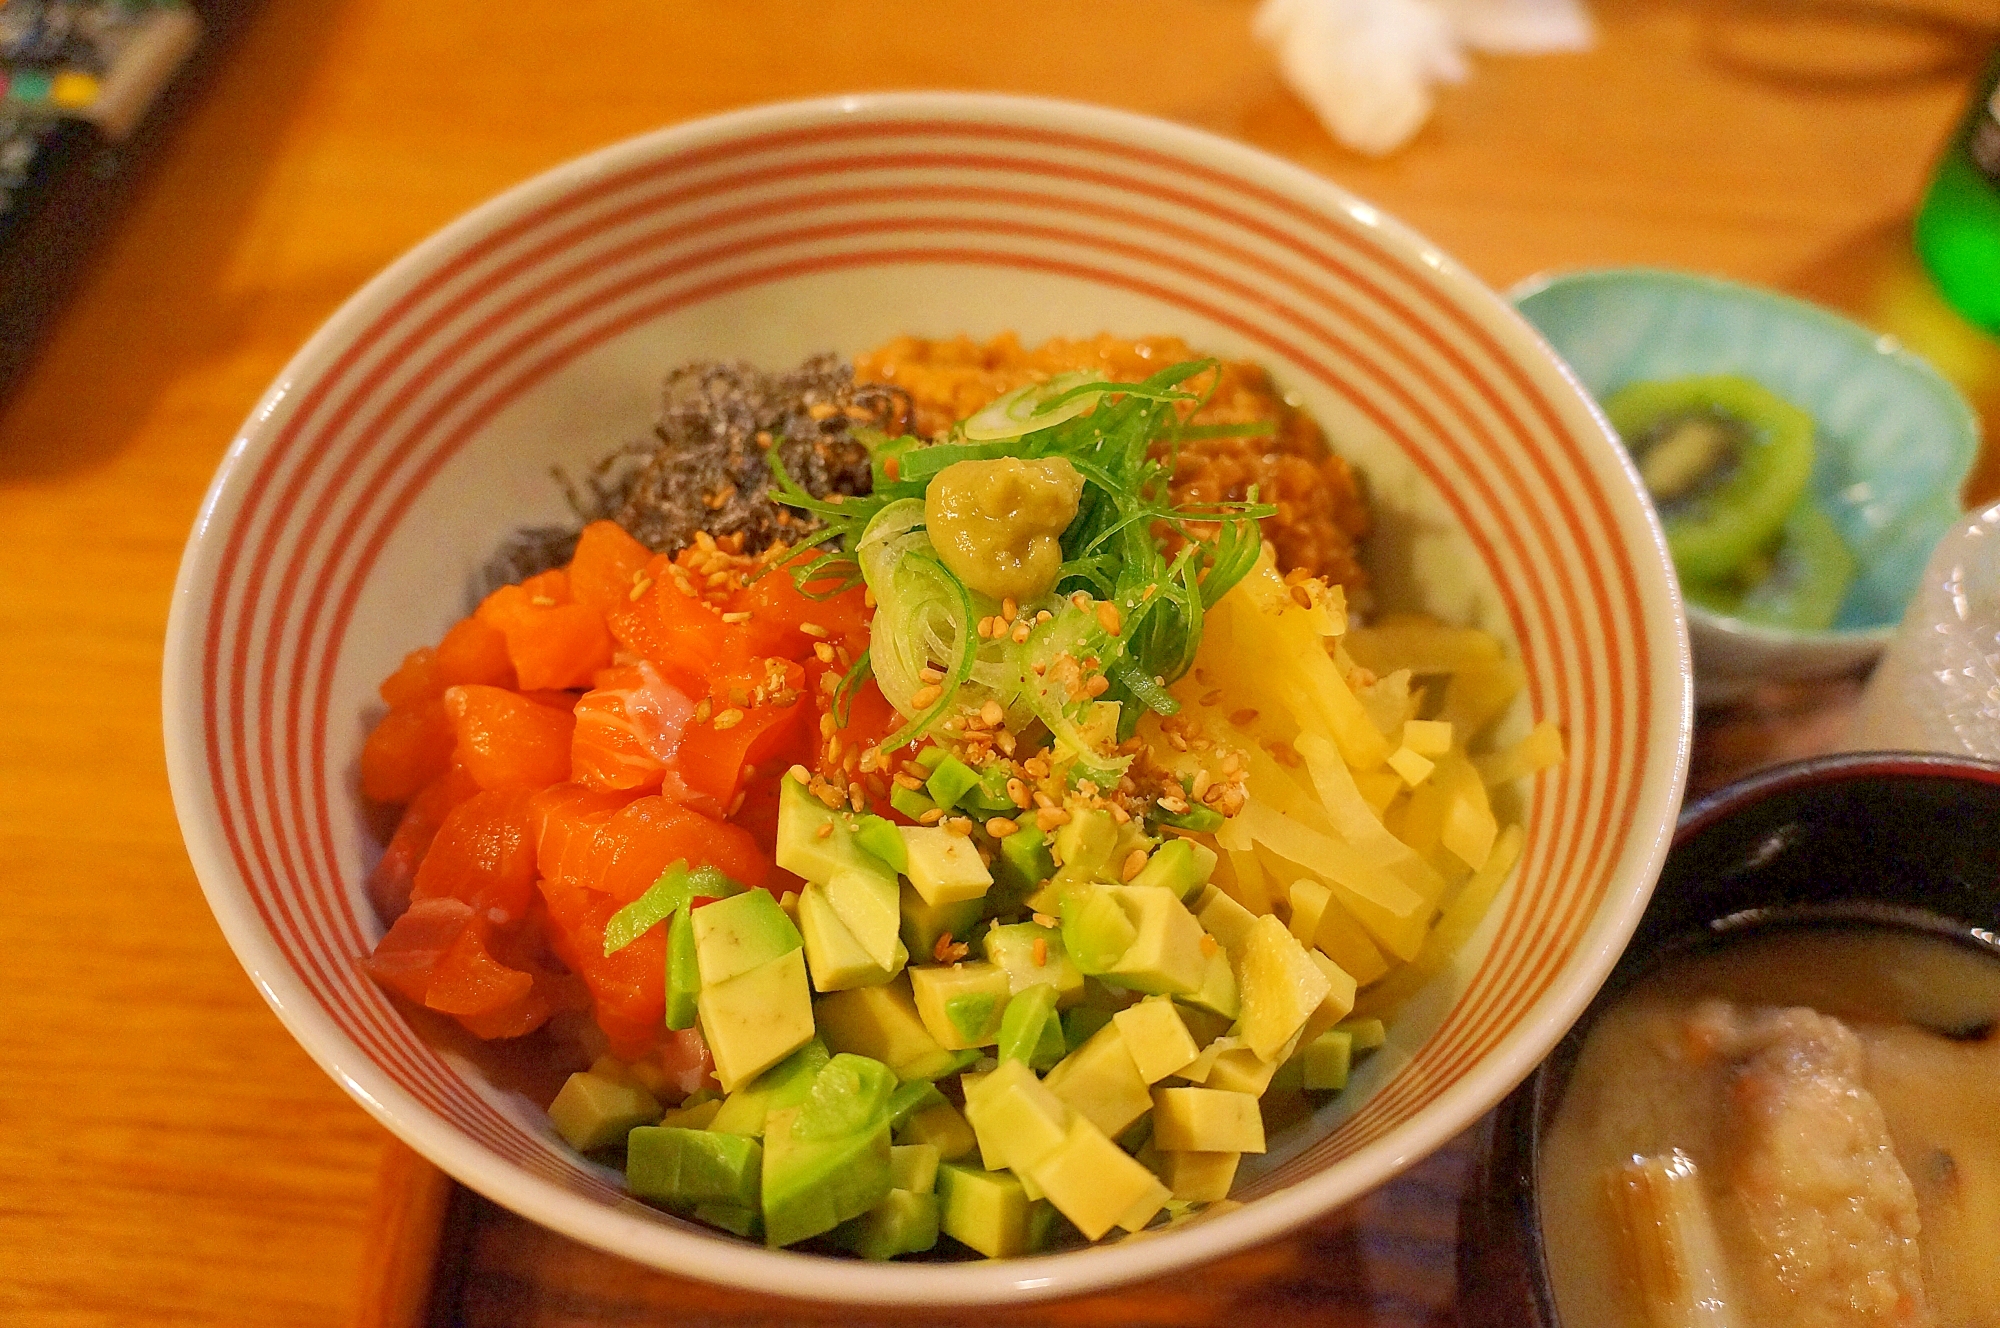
(1254, 0), (1594, 156)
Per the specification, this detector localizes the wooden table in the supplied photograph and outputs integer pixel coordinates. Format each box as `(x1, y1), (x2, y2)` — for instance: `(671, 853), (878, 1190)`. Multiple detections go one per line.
(5, 2), (1998, 1324)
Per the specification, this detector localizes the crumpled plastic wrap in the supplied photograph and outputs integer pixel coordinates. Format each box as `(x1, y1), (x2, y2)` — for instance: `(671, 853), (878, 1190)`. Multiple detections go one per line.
(1253, 0), (1594, 156)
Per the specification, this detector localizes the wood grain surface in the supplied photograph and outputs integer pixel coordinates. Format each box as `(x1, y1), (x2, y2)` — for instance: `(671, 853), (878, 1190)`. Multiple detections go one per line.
(2, 1), (1997, 1325)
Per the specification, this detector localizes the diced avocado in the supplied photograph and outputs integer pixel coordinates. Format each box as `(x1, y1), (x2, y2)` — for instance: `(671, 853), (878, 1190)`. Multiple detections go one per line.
(1150, 802), (1224, 833)
(924, 754), (982, 810)
(853, 814), (908, 874)
(1098, 885), (1207, 996)
(692, 1201), (761, 1239)
(824, 864), (902, 971)
(1051, 807), (1119, 885)
(1192, 883), (1258, 956)
(815, 974), (971, 1081)
(897, 1100), (978, 1162)
(1128, 838), (1212, 902)
(1150, 1087), (1266, 1153)
(1043, 1020), (1152, 1138)
(1112, 996), (1200, 1083)
(909, 962), (1011, 1050)
(626, 1126), (762, 1208)
(709, 1039), (830, 1136)
(1301, 1028), (1354, 1091)
(889, 783), (938, 822)
(997, 981), (1065, 1071)
(900, 827), (993, 906)
(897, 881), (985, 965)
(1118, 1111), (1153, 1154)
(886, 1079), (947, 1131)
(961, 1058), (1071, 1176)
(1061, 1005), (1113, 1053)
(793, 1053), (897, 1142)
(1174, 1001), (1234, 1049)
(665, 904), (700, 1030)
(776, 774), (851, 883)
(798, 881), (905, 992)
(760, 1104), (894, 1249)
(890, 1143), (941, 1195)
(936, 1164), (1056, 1258)
(983, 922), (1085, 1008)
(1237, 914), (1334, 1062)
(1202, 1043), (1279, 1096)
(698, 947), (815, 1092)
(548, 1071), (662, 1151)
(1061, 885), (1138, 973)
(1028, 1115), (1171, 1240)
(827, 1187), (939, 1260)
(1151, 1149), (1239, 1203)
(1338, 1016), (1387, 1054)
(993, 823), (1056, 904)
(692, 890), (802, 988)
(658, 1096), (722, 1130)
(1298, 950), (1358, 1046)
(1182, 948), (1241, 1021)
(913, 745), (948, 773)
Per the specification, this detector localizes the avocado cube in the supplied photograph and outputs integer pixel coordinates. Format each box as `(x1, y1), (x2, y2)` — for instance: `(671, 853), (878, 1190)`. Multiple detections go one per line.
(692, 1201), (761, 1239)
(961, 1058), (1071, 1175)
(900, 827), (993, 906)
(983, 922), (1086, 1008)
(997, 981), (1065, 1070)
(1298, 950), (1358, 1046)
(1151, 1087), (1266, 1154)
(665, 904), (700, 1030)
(886, 1079), (948, 1131)
(890, 1143), (941, 1195)
(896, 1100), (978, 1162)
(994, 824), (1056, 901)
(1153, 1149), (1240, 1203)
(626, 1126), (762, 1208)
(1202, 1044), (1280, 1096)
(776, 774), (853, 883)
(692, 890), (803, 988)
(658, 1096), (722, 1130)
(1338, 1016), (1387, 1054)
(760, 1105), (894, 1248)
(1174, 1001), (1234, 1050)
(1051, 807), (1118, 883)
(1099, 885), (1207, 997)
(1237, 914), (1334, 1062)
(1193, 884), (1259, 957)
(1028, 1115), (1171, 1240)
(698, 947), (815, 1092)
(1181, 948), (1240, 1021)
(852, 815), (908, 874)
(1061, 885), (1138, 974)
(827, 1187), (940, 1260)
(824, 863), (902, 971)
(936, 1164), (1056, 1258)
(1043, 1021), (1152, 1138)
(889, 783), (938, 823)
(909, 962), (1012, 1050)
(897, 881), (985, 965)
(793, 1053), (897, 1142)
(1301, 1028), (1354, 1091)
(1060, 1005), (1114, 1054)
(709, 1039), (830, 1136)
(1112, 997), (1200, 1084)
(815, 974), (967, 1081)
(924, 754), (982, 810)
(798, 881), (905, 992)
(1127, 838), (1212, 902)
(548, 1071), (662, 1151)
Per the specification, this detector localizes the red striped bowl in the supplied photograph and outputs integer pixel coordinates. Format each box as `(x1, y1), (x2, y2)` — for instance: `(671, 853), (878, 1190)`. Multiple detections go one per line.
(163, 94), (1691, 1304)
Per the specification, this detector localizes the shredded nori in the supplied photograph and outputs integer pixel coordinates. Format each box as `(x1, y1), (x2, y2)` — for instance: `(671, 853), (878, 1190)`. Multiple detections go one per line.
(483, 355), (903, 590)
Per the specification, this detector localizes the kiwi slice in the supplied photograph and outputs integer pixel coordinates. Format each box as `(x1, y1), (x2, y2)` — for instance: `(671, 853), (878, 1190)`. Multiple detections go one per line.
(1604, 375), (1815, 583)
(1684, 499), (1856, 632)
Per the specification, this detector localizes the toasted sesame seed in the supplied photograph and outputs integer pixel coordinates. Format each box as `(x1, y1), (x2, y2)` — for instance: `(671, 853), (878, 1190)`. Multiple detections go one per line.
(977, 616), (994, 639)
(1096, 601), (1122, 636)
(1005, 777), (1031, 809)
(531, 595), (557, 607)
(1158, 795), (1190, 814)
(1011, 621), (1031, 644)
(918, 808), (945, 825)
(946, 816), (975, 836)
(979, 699), (1005, 727)
(911, 684), (942, 708)
(1200, 933), (1219, 957)
(1199, 688), (1223, 707)
(1071, 591), (1091, 612)
(1084, 674), (1110, 698)
(720, 610), (751, 624)
(1229, 708), (1259, 728)
(1032, 912), (1058, 929)
(713, 708), (745, 730)
(1001, 597), (1018, 622)
(883, 455), (901, 481)
(1291, 584), (1314, 609)
(1121, 848), (1148, 882)
(693, 698), (713, 723)
(1036, 806), (1071, 832)
(628, 577), (654, 602)
(813, 641), (835, 664)
(986, 817), (1018, 837)
(1032, 937), (1048, 967)
(1037, 610), (1052, 623)
(808, 401), (839, 420)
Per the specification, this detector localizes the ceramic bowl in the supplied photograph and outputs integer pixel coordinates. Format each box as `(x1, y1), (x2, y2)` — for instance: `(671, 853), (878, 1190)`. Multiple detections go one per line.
(1460, 753), (2000, 1327)
(1511, 267), (1981, 704)
(162, 93), (1691, 1304)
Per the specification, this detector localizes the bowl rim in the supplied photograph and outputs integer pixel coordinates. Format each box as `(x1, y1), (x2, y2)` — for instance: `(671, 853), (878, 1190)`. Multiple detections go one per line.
(1507, 264), (1983, 647)
(164, 90), (1692, 1304)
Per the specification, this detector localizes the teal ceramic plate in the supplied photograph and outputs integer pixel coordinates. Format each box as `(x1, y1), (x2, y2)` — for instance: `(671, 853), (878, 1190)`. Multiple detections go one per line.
(1511, 267), (1981, 693)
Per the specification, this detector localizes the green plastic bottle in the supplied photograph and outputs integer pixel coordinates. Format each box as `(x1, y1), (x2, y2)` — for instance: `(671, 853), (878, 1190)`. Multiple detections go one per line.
(1915, 47), (2000, 334)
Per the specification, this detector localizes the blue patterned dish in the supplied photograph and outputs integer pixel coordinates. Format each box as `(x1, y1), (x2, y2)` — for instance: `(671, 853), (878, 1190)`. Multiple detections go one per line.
(1511, 267), (1981, 696)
